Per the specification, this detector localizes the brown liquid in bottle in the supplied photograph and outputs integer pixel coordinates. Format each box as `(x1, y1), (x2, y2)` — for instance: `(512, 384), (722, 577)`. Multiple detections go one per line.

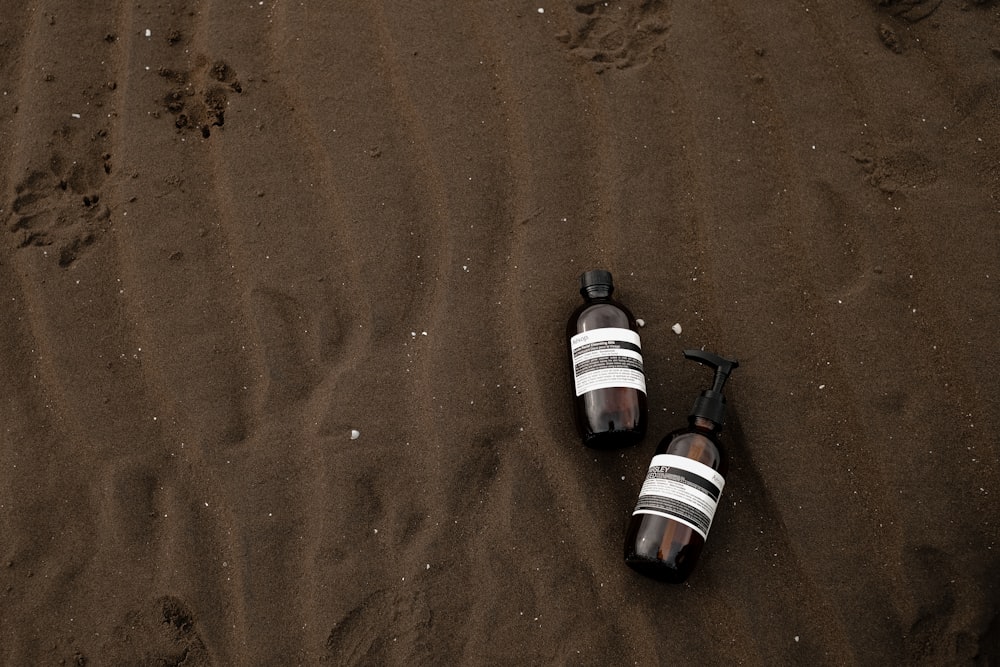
(623, 417), (724, 583)
(567, 270), (648, 448)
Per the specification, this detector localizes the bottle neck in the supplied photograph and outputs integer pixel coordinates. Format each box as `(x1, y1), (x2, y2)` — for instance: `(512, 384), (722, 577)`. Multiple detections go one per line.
(690, 415), (720, 432)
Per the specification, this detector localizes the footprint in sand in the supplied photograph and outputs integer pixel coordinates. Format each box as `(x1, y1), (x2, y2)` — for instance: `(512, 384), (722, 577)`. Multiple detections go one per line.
(5, 158), (111, 267)
(321, 589), (432, 664)
(250, 287), (324, 409)
(853, 147), (939, 195)
(104, 595), (213, 665)
(158, 57), (243, 139)
(556, 0), (671, 71)
(875, 0), (943, 23)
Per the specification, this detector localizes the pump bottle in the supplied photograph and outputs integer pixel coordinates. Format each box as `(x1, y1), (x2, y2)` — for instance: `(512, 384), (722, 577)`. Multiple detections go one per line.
(566, 270), (648, 448)
(624, 349), (739, 582)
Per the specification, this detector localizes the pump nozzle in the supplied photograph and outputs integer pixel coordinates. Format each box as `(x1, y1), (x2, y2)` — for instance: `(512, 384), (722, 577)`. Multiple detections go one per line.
(683, 349), (739, 427)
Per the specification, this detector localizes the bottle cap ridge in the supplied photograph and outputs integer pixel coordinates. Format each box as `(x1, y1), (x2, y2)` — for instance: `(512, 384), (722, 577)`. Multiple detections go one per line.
(580, 269), (614, 297)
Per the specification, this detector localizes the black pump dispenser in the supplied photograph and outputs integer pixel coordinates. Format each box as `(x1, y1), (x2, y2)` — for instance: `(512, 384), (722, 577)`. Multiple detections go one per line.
(684, 349), (739, 428)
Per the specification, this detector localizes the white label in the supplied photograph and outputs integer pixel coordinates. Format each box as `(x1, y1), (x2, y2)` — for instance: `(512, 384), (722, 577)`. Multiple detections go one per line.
(569, 327), (645, 397)
(632, 454), (725, 540)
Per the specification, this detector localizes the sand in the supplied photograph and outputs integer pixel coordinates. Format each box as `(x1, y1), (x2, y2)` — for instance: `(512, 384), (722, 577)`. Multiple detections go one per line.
(1, 1), (998, 664)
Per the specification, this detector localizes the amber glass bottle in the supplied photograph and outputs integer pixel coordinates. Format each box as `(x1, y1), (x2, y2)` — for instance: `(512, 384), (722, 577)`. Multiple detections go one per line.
(624, 350), (738, 582)
(566, 269), (648, 448)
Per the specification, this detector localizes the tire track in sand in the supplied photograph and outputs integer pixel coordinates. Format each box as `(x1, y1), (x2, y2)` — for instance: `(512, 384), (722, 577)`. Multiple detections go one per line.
(626, 2), (876, 662)
(91, 1), (259, 661)
(251, 1), (453, 661)
(303, 2), (492, 662)
(447, 3), (672, 663)
(787, 4), (1000, 661)
(0, 2), (198, 664)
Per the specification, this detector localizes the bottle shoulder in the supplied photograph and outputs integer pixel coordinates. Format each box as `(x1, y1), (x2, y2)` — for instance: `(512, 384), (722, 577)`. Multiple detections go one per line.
(567, 299), (637, 334)
(655, 426), (723, 469)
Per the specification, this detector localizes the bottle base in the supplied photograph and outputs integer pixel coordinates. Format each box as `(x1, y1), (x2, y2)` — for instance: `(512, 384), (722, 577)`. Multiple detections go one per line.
(583, 429), (644, 449)
(624, 554), (691, 584)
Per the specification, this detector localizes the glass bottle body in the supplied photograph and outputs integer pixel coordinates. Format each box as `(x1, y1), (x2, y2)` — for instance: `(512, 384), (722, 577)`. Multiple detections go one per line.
(566, 298), (648, 449)
(624, 418), (725, 582)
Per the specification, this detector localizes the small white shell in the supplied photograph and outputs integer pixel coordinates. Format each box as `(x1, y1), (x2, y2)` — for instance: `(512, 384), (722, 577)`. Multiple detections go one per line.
(350, 429), (361, 440)
(671, 323), (682, 335)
